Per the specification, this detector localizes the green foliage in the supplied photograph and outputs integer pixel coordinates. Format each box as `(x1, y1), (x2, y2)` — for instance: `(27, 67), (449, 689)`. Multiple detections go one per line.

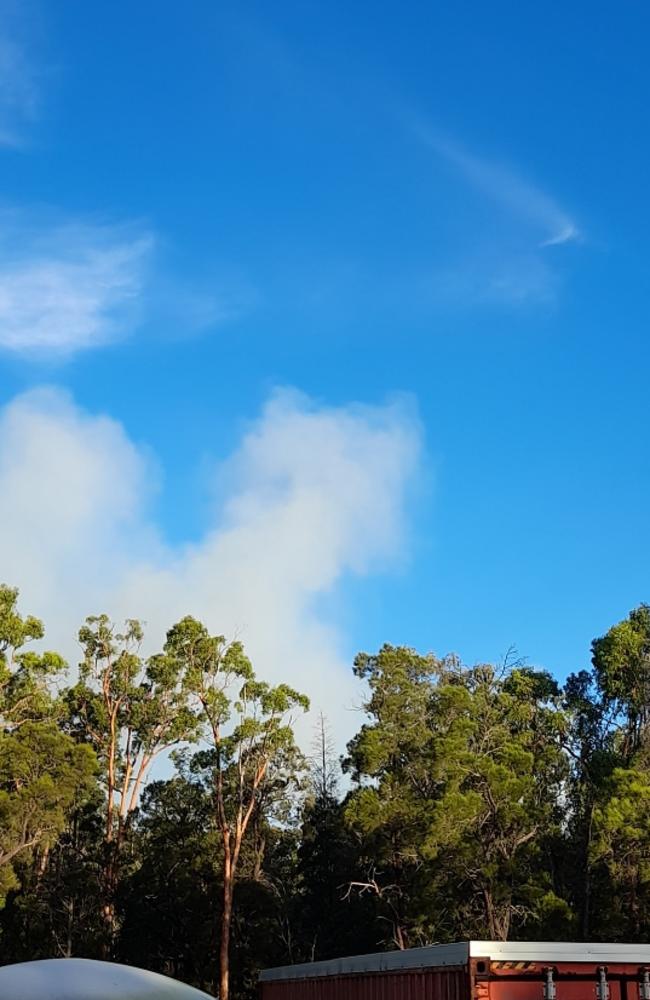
(592, 604), (650, 759)
(0, 794), (106, 960)
(590, 767), (650, 938)
(298, 791), (378, 959)
(4, 587), (650, 993)
(0, 584), (66, 727)
(0, 721), (97, 903)
(163, 615), (309, 1000)
(345, 649), (569, 943)
(560, 605), (650, 939)
(69, 614), (202, 797)
(164, 616), (309, 830)
(0, 587), (98, 905)
(63, 613), (208, 954)
(119, 777), (220, 992)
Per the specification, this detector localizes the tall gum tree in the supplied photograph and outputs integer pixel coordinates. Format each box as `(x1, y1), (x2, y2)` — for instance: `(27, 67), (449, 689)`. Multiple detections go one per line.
(65, 614), (201, 950)
(163, 616), (309, 1000)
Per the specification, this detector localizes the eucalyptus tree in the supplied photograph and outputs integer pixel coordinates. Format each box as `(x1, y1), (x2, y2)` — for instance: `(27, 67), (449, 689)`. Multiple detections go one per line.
(65, 614), (201, 949)
(162, 616), (309, 1000)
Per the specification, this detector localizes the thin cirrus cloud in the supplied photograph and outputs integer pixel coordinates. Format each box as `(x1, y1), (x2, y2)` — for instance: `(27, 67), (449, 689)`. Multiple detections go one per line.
(412, 120), (580, 249)
(405, 115), (580, 306)
(0, 385), (422, 750)
(0, 24), (41, 148)
(0, 221), (154, 354)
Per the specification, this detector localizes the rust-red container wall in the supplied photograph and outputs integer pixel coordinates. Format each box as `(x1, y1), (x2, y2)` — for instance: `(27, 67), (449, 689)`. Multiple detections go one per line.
(262, 968), (468, 1000)
(485, 961), (646, 1000)
(262, 959), (650, 1000)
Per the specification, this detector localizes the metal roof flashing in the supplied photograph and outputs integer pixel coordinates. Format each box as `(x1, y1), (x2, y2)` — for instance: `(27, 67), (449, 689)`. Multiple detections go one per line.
(260, 941), (650, 982)
(469, 941), (650, 962)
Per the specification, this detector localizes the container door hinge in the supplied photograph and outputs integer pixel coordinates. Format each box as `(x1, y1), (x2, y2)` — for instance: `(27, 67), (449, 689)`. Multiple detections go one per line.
(597, 966), (610, 1000)
(639, 968), (650, 1000)
(544, 967), (556, 1000)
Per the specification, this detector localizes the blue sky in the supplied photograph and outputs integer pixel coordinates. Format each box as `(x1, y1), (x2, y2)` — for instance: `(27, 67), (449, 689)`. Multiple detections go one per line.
(0, 0), (648, 740)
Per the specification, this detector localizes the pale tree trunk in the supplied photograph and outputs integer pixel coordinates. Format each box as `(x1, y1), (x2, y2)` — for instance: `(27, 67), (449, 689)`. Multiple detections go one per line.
(210, 690), (272, 1000)
(217, 782), (262, 998)
(64, 898), (74, 958)
(36, 845), (50, 879)
(484, 887), (511, 940)
(101, 814), (121, 957)
(220, 826), (246, 1000)
(393, 922), (407, 950)
(101, 694), (119, 957)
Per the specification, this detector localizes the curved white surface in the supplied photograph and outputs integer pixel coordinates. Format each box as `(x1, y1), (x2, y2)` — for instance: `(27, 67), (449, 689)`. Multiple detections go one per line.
(0, 958), (214, 999)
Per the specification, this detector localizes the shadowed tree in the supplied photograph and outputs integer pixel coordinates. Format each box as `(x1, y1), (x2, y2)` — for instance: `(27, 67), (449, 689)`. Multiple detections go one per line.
(119, 776), (219, 991)
(585, 606), (650, 938)
(0, 586), (97, 903)
(0, 792), (105, 961)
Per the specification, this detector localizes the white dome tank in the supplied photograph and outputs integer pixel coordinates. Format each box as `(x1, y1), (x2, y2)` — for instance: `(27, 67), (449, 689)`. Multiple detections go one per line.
(0, 958), (214, 999)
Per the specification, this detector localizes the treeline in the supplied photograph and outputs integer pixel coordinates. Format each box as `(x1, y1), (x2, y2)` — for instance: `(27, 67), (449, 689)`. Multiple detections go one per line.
(1, 586), (650, 997)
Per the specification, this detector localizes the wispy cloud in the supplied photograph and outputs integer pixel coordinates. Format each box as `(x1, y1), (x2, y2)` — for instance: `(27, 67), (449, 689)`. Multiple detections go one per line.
(0, 220), (153, 354)
(402, 114), (580, 306)
(412, 120), (579, 249)
(0, 12), (42, 148)
(0, 209), (255, 357)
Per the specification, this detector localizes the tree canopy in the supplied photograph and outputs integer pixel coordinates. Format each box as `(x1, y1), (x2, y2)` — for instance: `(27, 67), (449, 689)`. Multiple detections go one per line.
(1, 588), (650, 996)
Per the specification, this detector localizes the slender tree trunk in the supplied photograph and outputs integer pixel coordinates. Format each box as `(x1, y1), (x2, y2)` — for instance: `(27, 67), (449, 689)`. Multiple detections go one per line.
(220, 857), (234, 1000)
(484, 888), (510, 940)
(582, 857), (592, 939)
(393, 921), (407, 950)
(581, 802), (594, 939)
(101, 843), (120, 958)
(36, 844), (50, 879)
(65, 898), (74, 958)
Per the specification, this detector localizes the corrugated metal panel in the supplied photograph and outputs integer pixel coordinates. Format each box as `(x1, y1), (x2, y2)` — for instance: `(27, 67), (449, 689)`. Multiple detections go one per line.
(261, 945), (469, 981)
(261, 942), (650, 1000)
(262, 943), (650, 982)
(261, 967), (468, 1000)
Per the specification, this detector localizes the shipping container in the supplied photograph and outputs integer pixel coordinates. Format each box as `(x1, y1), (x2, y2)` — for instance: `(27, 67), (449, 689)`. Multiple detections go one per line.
(260, 941), (650, 1000)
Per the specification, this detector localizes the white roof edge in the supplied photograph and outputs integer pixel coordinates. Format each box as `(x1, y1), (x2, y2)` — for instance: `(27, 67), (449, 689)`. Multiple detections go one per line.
(470, 941), (650, 962)
(261, 942), (650, 982)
